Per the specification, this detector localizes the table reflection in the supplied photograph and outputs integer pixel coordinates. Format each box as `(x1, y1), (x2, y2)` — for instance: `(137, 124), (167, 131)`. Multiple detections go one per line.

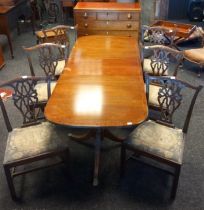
(74, 85), (103, 115)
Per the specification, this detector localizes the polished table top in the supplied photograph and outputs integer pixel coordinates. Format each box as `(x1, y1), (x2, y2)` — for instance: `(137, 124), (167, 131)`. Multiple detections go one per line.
(45, 35), (147, 128)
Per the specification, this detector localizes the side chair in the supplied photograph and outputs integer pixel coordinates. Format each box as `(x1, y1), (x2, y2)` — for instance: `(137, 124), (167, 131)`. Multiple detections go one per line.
(35, 24), (78, 50)
(120, 75), (202, 199)
(0, 76), (70, 200)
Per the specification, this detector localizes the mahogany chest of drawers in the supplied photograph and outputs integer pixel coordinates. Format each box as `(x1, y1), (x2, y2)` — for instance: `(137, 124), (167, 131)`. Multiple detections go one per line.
(74, 2), (141, 38)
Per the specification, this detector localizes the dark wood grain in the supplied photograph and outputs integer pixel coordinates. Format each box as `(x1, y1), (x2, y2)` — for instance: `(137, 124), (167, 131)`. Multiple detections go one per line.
(45, 35), (148, 128)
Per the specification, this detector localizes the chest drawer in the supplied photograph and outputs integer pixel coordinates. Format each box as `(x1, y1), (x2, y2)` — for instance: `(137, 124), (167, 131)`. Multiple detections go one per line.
(78, 20), (139, 31)
(78, 30), (138, 38)
(75, 12), (96, 21)
(97, 12), (118, 20)
(119, 12), (140, 20)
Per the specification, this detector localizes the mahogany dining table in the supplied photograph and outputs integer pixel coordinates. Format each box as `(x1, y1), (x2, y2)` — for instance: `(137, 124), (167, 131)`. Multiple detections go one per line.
(45, 35), (148, 185)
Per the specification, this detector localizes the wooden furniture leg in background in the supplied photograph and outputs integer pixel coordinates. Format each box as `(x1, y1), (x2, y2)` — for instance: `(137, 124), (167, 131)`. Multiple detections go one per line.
(0, 7), (14, 59)
(0, 45), (5, 69)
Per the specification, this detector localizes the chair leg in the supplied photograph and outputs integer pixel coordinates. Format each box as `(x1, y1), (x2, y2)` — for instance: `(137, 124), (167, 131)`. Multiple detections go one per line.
(4, 165), (17, 201)
(120, 143), (126, 178)
(60, 148), (70, 164)
(31, 17), (35, 35)
(171, 165), (181, 200)
(17, 22), (21, 35)
(197, 65), (202, 77)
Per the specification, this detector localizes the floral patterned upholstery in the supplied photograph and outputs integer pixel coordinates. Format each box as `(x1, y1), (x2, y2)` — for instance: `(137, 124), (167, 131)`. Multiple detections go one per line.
(35, 81), (56, 102)
(3, 121), (69, 164)
(54, 60), (66, 76)
(126, 120), (184, 164)
(143, 58), (168, 75)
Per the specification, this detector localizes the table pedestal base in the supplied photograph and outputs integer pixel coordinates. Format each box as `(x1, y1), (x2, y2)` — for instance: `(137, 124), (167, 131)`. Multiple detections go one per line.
(69, 128), (125, 186)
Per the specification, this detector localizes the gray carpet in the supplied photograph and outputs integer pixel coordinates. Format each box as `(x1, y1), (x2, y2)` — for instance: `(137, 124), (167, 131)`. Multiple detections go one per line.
(0, 23), (204, 210)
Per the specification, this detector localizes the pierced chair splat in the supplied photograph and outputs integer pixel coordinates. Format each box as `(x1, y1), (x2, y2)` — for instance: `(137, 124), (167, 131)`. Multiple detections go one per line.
(120, 75), (202, 199)
(142, 45), (183, 77)
(0, 76), (70, 200)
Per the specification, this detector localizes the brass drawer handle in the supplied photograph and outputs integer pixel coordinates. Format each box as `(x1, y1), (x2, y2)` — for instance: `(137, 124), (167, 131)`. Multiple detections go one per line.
(127, 13), (132, 19)
(84, 23), (88, 28)
(83, 12), (88, 19)
(127, 24), (132, 28)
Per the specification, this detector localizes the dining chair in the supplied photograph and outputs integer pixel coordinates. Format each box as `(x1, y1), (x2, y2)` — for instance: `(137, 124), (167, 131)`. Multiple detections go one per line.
(16, 0), (35, 35)
(0, 76), (70, 200)
(34, 0), (59, 27)
(23, 43), (66, 109)
(120, 75), (202, 199)
(141, 45), (183, 111)
(35, 24), (78, 48)
(141, 25), (177, 49)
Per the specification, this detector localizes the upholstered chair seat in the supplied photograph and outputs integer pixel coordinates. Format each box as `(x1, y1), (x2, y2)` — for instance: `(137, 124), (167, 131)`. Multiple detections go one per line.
(183, 48), (204, 77)
(148, 84), (162, 107)
(126, 120), (184, 164)
(35, 30), (64, 41)
(144, 84), (171, 108)
(184, 48), (204, 65)
(143, 58), (168, 75)
(35, 81), (56, 102)
(54, 60), (66, 76)
(4, 122), (69, 164)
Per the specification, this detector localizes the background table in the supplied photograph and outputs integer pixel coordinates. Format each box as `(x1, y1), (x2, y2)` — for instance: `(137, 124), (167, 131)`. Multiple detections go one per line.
(0, 0), (27, 58)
